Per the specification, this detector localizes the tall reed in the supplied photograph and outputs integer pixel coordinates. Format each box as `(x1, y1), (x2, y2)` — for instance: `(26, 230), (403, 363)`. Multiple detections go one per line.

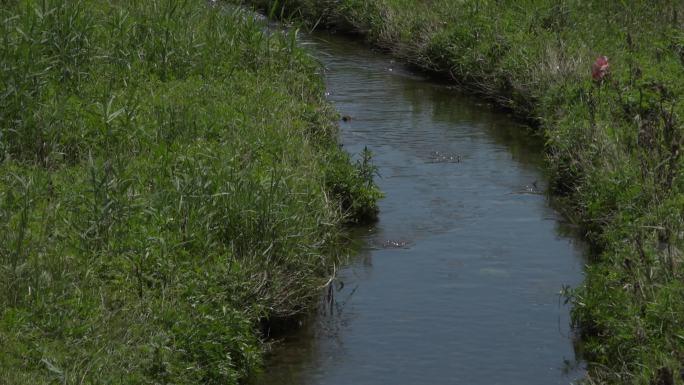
(0, 1), (379, 383)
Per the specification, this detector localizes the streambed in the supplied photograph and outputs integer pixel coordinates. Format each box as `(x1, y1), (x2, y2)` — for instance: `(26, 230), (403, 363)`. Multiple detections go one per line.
(254, 31), (586, 385)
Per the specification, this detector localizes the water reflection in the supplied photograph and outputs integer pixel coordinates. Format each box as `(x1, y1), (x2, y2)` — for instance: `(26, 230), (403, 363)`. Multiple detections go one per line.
(253, 31), (586, 385)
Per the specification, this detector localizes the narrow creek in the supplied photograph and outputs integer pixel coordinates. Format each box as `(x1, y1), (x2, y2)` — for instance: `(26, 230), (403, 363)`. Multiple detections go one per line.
(254, 31), (587, 385)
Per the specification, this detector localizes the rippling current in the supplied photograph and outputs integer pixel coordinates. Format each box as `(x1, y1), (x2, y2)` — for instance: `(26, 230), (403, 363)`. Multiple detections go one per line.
(252, 31), (587, 385)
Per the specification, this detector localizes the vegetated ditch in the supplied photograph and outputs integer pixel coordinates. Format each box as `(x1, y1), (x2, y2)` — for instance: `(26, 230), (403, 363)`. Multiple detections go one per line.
(250, 28), (588, 385)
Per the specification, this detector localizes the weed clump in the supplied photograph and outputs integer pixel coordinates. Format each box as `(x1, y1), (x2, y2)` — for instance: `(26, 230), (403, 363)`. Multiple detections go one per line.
(0, 1), (379, 383)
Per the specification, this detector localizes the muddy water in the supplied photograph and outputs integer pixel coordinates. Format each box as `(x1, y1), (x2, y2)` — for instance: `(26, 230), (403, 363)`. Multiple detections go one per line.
(254, 32), (586, 385)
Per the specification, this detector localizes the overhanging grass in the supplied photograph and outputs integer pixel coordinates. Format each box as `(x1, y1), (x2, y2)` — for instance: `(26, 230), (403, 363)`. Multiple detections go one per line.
(0, 1), (380, 383)
(232, 0), (684, 383)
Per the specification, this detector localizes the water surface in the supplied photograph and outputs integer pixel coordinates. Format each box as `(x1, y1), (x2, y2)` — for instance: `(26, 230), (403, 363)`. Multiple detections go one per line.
(255, 32), (586, 385)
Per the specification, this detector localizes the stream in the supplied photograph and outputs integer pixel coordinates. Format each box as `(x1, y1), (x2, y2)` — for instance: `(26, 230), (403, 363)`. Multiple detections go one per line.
(253, 31), (586, 385)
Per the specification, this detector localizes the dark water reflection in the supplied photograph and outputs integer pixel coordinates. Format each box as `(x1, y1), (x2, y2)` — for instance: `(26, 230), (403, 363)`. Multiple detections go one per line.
(253, 32), (586, 385)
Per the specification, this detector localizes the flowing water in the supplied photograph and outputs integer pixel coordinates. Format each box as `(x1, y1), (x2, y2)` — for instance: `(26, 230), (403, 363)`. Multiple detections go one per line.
(253, 31), (586, 385)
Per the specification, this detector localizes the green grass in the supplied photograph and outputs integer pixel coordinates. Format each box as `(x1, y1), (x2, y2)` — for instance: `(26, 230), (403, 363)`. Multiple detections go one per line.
(232, 0), (684, 383)
(0, 0), (380, 383)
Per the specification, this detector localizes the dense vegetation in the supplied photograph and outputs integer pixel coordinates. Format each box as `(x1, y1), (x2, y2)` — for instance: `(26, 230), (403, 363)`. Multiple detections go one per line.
(234, 0), (684, 383)
(0, 0), (380, 383)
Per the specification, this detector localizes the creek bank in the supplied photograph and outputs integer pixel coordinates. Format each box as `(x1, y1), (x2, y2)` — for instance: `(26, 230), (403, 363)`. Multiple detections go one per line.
(233, 1), (684, 383)
(0, 1), (379, 384)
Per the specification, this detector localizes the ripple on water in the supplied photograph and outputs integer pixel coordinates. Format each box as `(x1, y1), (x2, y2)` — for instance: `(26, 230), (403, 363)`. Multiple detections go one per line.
(253, 31), (586, 385)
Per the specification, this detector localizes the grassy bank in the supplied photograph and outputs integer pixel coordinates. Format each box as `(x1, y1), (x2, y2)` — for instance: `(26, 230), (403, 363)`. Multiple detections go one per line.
(0, 1), (380, 383)
(233, 0), (684, 383)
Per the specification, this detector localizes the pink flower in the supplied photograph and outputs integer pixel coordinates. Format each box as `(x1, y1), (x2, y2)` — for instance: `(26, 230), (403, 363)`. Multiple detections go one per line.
(592, 56), (609, 81)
